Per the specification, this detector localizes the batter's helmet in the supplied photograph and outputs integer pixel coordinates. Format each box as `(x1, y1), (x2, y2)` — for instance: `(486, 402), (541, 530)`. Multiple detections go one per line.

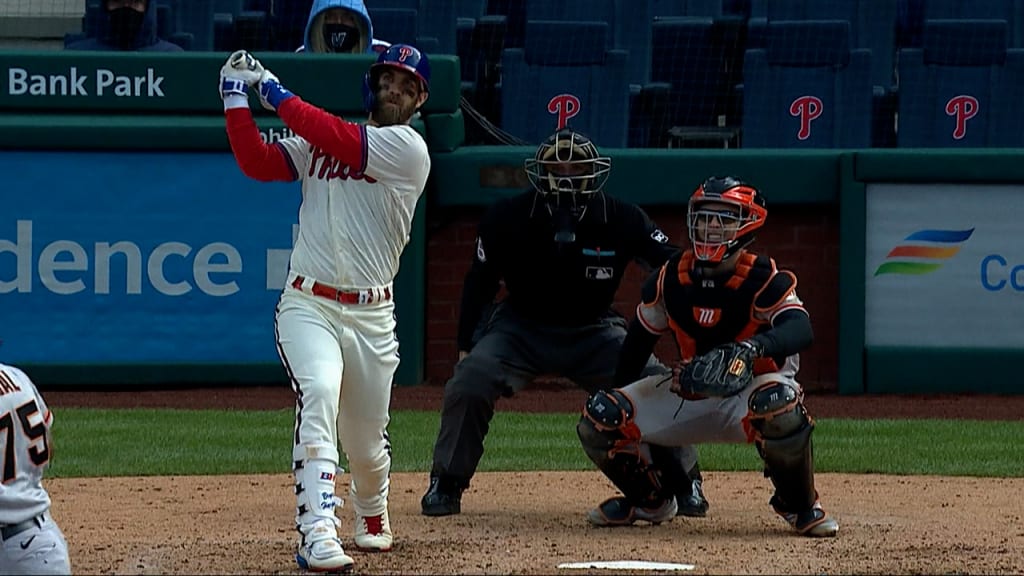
(687, 176), (768, 264)
(362, 44), (431, 112)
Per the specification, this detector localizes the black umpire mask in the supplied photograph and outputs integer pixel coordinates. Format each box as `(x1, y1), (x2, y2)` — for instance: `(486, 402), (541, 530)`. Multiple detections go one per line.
(322, 23), (361, 53)
(107, 7), (145, 49)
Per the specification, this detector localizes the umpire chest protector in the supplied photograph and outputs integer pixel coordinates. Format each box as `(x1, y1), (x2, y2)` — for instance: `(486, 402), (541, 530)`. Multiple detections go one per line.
(660, 251), (794, 371)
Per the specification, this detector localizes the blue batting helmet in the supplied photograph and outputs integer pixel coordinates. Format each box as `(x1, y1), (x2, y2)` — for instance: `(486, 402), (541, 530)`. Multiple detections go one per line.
(362, 44), (431, 112)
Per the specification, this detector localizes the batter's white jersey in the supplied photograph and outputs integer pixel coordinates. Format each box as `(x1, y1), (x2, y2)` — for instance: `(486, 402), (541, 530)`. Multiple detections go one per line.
(0, 364), (52, 525)
(275, 125), (430, 290)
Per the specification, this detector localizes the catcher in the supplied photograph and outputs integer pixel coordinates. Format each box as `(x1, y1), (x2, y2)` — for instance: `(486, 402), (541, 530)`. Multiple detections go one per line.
(577, 176), (839, 537)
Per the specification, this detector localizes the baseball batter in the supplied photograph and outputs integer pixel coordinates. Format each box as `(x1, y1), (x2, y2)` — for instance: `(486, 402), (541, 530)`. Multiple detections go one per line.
(0, 363), (71, 575)
(578, 177), (839, 537)
(219, 45), (431, 572)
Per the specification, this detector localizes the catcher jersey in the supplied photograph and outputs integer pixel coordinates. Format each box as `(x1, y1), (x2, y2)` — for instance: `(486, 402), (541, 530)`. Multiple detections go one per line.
(0, 364), (52, 525)
(638, 250), (806, 376)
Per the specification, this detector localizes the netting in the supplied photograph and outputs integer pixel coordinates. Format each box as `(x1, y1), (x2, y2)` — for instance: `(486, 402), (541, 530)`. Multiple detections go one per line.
(2, 0), (1023, 148)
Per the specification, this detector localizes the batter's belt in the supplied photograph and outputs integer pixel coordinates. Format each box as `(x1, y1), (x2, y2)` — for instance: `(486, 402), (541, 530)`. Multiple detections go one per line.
(288, 272), (393, 305)
(1, 514), (44, 541)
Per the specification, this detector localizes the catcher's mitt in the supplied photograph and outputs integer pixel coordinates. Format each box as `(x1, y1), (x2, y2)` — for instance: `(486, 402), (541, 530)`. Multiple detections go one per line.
(675, 341), (760, 398)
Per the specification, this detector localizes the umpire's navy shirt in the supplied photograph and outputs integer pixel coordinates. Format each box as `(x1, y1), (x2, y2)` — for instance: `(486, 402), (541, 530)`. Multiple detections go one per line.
(456, 190), (680, 351)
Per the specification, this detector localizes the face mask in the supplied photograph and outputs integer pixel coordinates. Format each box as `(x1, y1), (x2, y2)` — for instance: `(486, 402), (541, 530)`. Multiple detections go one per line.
(321, 23), (360, 53)
(107, 6), (145, 48)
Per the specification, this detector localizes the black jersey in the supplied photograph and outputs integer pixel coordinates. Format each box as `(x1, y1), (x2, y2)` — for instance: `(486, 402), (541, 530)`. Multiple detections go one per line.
(456, 191), (680, 350)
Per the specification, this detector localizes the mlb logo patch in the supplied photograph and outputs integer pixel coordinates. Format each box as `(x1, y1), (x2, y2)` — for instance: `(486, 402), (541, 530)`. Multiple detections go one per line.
(586, 266), (614, 280)
(320, 472), (334, 481)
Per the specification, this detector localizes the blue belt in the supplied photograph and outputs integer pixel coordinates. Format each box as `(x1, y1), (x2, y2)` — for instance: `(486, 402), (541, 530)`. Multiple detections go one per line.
(1, 515), (43, 541)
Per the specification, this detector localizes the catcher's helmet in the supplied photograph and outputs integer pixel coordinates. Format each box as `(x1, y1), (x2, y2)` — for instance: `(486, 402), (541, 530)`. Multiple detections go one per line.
(687, 176), (767, 264)
(362, 44), (431, 112)
(524, 127), (611, 217)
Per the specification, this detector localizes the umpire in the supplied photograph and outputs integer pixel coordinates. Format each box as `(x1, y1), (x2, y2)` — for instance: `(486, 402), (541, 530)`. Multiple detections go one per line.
(422, 127), (707, 517)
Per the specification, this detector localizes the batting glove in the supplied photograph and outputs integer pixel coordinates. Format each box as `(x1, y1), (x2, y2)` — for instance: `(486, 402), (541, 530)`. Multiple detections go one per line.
(219, 50), (264, 110)
(258, 68), (296, 113)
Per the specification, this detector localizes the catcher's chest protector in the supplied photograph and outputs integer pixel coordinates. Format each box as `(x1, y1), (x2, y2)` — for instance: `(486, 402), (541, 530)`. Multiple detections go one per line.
(663, 252), (777, 360)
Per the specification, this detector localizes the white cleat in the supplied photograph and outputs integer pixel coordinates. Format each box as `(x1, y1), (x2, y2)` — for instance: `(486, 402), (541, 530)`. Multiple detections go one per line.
(296, 519), (355, 573)
(354, 509), (394, 552)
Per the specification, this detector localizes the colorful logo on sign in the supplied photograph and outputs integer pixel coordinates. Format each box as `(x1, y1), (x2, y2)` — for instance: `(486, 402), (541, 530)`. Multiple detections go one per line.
(874, 228), (974, 276)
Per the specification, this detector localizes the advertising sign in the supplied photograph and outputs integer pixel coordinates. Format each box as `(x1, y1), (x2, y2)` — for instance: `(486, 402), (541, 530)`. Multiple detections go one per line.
(1, 150), (301, 364)
(865, 183), (1024, 348)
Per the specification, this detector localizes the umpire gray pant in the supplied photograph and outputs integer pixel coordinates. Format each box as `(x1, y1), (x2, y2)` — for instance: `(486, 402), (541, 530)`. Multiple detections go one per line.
(429, 302), (698, 486)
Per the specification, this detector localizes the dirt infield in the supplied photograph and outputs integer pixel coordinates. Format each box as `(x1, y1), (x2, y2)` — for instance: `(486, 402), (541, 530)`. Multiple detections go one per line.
(45, 386), (1024, 575)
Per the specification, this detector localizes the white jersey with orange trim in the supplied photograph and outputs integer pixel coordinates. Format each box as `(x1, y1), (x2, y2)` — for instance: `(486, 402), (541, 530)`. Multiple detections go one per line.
(0, 363), (53, 525)
(274, 126), (430, 290)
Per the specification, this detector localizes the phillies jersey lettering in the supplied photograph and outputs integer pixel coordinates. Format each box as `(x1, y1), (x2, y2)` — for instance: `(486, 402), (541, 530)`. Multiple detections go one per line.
(274, 125), (430, 289)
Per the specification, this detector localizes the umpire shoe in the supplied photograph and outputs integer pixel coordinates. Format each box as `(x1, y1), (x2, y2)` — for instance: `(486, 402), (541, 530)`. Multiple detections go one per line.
(771, 495), (840, 538)
(295, 519), (355, 573)
(421, 476), (464, 517)
(676, 477), (710, 518)
(354, 509), (393, 552)
(587, 497), (678, 527)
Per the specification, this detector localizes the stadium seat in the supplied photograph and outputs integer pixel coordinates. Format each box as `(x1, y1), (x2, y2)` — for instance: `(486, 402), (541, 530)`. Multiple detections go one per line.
(898, 0), (1024, 48)
(270, 0), (313, 51)
(367, 8), (420, 47)
(896, 19), (1024, 147)
(749, 0), (898, 93)
(651, 0), (724, 17)
(172, 0), (215, 50)
(741, 20), (874, 148)
(500, 21), (631, 147)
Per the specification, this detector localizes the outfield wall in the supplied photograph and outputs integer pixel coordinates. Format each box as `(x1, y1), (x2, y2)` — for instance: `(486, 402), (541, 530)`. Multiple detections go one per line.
(2, 52), (1022, 393)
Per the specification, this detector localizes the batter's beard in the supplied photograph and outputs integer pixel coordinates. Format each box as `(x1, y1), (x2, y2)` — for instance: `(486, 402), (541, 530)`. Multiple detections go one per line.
(373, 99), (417, 126)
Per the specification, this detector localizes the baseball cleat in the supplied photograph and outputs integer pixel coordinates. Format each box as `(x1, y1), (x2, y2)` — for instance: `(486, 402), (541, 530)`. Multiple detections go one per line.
(587, 496), (678, 527)
(296, 519), (355, 573)
(771, 496), (839, 538)
(421, 476), (463, 517)
(354, 510), (393, 552)
(676, 477), (710, 518)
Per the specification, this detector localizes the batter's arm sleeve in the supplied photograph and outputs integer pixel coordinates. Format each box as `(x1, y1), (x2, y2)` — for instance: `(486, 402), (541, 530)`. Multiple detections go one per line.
(613, 268), (667, 386)
(630, 204), (682, 270)
(456, 209), (504, 351)
(225, 108), (303, 182)
(276, 97), (367, 173)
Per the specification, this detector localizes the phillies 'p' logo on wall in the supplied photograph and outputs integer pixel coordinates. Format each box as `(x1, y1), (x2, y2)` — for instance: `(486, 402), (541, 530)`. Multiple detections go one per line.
(547, 93), (581, 130)
(397, 45), (414, 62)
(945, 95), (979, 140)
(789, 96), (823, 140)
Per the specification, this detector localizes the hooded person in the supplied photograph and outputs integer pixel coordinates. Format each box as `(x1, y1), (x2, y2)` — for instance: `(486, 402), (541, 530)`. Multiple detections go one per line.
(295, 0), (391, 54)
(66, 0), (183, 52)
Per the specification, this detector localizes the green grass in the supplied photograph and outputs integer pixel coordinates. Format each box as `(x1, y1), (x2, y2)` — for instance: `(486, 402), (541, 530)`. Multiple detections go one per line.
(48, 409), (1024, 478)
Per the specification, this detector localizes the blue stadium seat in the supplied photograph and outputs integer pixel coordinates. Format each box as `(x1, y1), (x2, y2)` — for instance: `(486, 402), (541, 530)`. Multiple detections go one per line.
(897, 0), (1024, 48)
(651, 0), (724, 17)
(742, 20), (874, 147)
(897, 19), (1024, 147)
(750, 0), (898, 92)
(270, 0), (313, 51)
(500, 21), (631, 146)
(173, 0), (215, 50)
(650, 17), (732, 129)
(367, 8), (420, 47)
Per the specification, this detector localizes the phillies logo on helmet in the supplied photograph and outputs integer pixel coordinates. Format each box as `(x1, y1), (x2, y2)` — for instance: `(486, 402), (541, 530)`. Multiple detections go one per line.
(397, 45), (414, 62)
(547, 93), (581, 130)
(789, 95), (823, 140)
(945, 95), (979, 140)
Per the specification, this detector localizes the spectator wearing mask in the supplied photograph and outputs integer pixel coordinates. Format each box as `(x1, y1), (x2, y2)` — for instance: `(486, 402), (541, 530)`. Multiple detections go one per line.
(296, 0), (390, 54)
(66, 0), (183, 52)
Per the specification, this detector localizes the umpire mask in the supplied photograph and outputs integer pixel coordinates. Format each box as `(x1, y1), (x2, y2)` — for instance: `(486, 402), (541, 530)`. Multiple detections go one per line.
(524, 128), (611, 243)
(321, 23), (360, 53)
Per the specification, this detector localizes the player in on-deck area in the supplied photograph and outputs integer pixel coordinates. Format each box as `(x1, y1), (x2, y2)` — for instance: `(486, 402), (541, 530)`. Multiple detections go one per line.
(219, 44), (431, 573)
(0, 362), (72, 575)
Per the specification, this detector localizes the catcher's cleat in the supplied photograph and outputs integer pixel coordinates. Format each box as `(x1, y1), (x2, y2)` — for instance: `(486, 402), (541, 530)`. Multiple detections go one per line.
(676, 477), (710, 518)
(354, 510), (393, 552)
(587, 497), (678, 527)
(295, 519), (355, 573)
(771, 496), (839, 538)
(421, 476), (464, 517)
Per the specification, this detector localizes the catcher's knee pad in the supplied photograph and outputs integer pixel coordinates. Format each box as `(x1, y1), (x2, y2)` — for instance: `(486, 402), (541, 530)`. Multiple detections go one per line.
(747, 379), (817, 512)
(577, 390), (666, 506)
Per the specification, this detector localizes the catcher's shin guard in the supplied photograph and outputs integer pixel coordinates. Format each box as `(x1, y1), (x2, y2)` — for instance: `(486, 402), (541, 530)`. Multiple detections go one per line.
(577, 390), (669, 508)
(747, 380), (818, 516)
